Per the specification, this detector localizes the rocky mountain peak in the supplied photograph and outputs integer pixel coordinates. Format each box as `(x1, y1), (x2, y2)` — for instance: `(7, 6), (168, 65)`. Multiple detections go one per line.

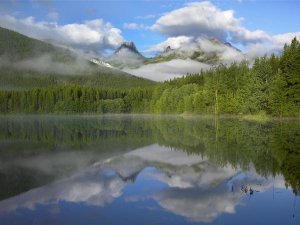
(122, 41), (136, 49)
(114, 41), (143, 57)
(224, 41), (241, 52)
(224, 42), (233, 47)
(163, 46), (172, 53)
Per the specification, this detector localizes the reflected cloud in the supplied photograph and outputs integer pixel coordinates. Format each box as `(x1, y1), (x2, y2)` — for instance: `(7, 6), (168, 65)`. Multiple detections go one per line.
(0, 144), (288, 224)
(104, 144), (286, 222)
(0, 168), (126, 212)
(154, 186), (240, 222)
(153, 171), (285, 222)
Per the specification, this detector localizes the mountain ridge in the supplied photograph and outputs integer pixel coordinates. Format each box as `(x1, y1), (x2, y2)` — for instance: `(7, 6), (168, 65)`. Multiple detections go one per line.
(107, 39), (243, 67)
(0, 26), (156, 89)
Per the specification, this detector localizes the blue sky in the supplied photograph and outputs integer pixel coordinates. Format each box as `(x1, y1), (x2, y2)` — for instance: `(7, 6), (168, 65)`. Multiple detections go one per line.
(1, 0), (300, 57)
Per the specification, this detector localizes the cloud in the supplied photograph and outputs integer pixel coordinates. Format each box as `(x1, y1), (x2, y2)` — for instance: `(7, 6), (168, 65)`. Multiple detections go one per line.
(123, 59), (211, 81)
(135, 14), (156, 20)
(47, 11), (59, 21)
(145, 36), (245, 65)
(153, 171), (281, 223)
(0, 168), (126, 212)
(103, 144), (286, 223)
(126, 144), (205, 166)
(0, 149), (103, 177)
(123, 22), (140, 30)
(0, 54), (95, 75)
(145, 36), (194, 53)
(154, 186), (240, 222)
(149, 1), (300, 59)
(273, 32), (300, 46)
(0, 143), (288, 222)
(123, 22), (148, 30)
(246, 32), (300, 58)
(0, 14), (124, 53)
(151, 1), (269, 44)
(195, 37), (244, 63)
(16, 54), (90, 75)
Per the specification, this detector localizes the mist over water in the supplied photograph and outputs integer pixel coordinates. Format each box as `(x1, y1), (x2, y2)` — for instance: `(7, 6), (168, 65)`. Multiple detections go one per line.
(0, 115), (299, 225)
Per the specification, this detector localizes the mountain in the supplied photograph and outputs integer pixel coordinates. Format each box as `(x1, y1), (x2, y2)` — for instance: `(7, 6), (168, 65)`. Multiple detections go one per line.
(145, 38), (243, 65)
(106, 41), (145, 69)
(224, 42), (241, 52)
(0, 27), (155, 89)
(162, 46), (173, 54)
(89, 58), (114, 68)
(114, 41), (144, 58)
(100, 38), (244, 81)
(103, 38), (243, 69)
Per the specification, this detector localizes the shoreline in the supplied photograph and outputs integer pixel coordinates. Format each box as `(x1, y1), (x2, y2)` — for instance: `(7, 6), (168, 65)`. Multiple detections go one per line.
(0, 113), (299, 122)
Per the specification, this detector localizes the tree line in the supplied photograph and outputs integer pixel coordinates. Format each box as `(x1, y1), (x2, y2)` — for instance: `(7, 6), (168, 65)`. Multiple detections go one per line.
(0, 38), (299, 116)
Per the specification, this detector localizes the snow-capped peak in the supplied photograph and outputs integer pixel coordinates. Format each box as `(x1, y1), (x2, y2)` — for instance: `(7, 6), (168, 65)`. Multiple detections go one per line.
(89, 58), (114, 68)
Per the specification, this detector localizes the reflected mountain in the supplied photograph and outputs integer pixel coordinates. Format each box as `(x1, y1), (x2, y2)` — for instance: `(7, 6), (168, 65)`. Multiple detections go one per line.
(0, 115), (299, 224)
(0, 144), (290, 223)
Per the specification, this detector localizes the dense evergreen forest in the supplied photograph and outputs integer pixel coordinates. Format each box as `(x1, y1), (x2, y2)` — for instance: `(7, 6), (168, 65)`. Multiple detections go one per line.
(0, 38), (299, 117)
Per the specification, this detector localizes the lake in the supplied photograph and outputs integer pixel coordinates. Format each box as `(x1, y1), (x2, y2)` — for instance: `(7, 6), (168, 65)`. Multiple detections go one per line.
(0, 115), (299, 225)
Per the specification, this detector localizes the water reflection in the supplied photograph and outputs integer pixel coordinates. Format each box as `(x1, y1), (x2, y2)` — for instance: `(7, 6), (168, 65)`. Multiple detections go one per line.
(0, 115), (299, 225)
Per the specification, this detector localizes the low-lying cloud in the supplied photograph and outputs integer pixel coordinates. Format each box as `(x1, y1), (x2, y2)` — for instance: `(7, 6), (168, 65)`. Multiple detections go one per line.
(123, 59), (211, 81)
(0, 54), (93, 75)
(145, 36), (194, 53)
(246, 32), (300, 58)
(148, 36), (244, 62)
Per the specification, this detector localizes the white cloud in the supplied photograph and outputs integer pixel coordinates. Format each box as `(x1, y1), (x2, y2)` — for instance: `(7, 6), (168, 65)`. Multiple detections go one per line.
(135, 14), (156, 20)
(123, 22), (139, 30)
(0, 168), (126, 212)
(195, 37), (244, 63)
(145, 36), (245, 65)
(0, 143), (289, 222)
(148, 0), (300, 62)
(151, 1), (269, 44)
(123, 22), (148, 30)
(273, 32), (300, 47)
(0, 14), (124, 53)
(10, 54), (92, 75)
(123, 59), (211, 81)
(146, 36), (194, 53)
(246, 32), (300, 58)
(104, 144), (286, 223)
(59, 23), (103, 44)
(154, 187), (240, 222)
(153, 172), (282, 223)
(47, 11), (59, 21)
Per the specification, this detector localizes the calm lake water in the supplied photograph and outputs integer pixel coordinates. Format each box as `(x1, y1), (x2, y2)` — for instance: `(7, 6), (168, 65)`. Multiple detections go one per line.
(0, 115), (299, 225)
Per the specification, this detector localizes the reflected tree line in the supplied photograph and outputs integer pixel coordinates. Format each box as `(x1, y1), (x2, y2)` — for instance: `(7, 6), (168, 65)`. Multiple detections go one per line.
(0, 115), (299, 194)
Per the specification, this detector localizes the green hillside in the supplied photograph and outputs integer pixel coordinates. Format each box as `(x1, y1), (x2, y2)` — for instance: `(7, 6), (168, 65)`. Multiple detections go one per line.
(0, 27), (155, 89)
(0, 27), (75, 62)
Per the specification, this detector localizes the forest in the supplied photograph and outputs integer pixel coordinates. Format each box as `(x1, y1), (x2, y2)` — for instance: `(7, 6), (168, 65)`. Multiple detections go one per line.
(0, 38), (299, 117)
